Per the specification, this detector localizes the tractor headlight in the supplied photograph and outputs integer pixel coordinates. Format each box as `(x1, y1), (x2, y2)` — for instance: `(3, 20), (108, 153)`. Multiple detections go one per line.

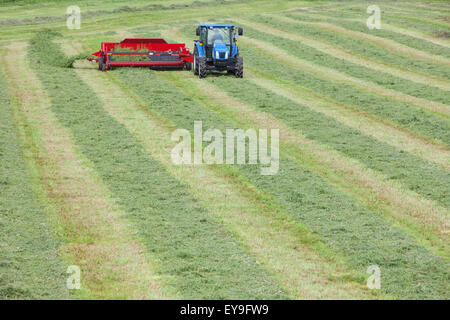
(215, 51), (219, 59)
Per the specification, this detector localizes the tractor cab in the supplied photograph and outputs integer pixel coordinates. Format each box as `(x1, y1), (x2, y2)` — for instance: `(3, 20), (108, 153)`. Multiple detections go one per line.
(193, 24), (243, 78)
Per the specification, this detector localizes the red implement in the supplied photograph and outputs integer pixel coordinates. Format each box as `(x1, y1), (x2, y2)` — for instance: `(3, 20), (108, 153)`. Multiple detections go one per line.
(89, 38), (193, 71)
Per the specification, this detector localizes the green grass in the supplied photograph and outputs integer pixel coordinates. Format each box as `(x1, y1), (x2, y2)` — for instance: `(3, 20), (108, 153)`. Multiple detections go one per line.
(212, 73), (450, 208)
(255, 14), (450, 79)
(1, 0), (449, 300)
(0, 0), (241, 27)
(183, 18), (450, 109)
(173, 23), (450, 208)
(243, 16), (450, 107)
(286, 12), (450, 58)
(28, 30), (287, 299)
(112, 67), (450, 299)
(0, 0), (310, 42)
(238, 35), (450, 145)
(0, 67), (71, 300)
(302, 2), (450, 37)
(178, 23), (450, 145)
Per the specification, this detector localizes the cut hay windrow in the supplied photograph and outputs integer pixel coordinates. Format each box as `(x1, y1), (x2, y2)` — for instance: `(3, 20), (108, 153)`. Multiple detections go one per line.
(3, 0), (450, 301)
(236, 19), (450, 92)
(384, 2), (450, 16)
(113, 68), (450, 299)
(174, 24), (450, 145)
(381, 4), (450, 30)
(0, 0), (299, 43)
(236, 38), (450, 147)
(271, 15), (450, 65)
(0, 55), (71, 300)
(206, 68), (450, 208)
(246, 70), (450, 169)
(158, 71), (449, 257)
(169, 27), (450, 168)
(301, 3), (450, 37)
(240, 35), (449, 119)
(29, 31), (92, 68)
(239, 24), (450, 109)
(28, 31), (287, 299)
(285, 11), (450, 52)
(172, 25), (450, 207)
(0, 0), (252, 28)
(284, 12), (450, 51)
(3, 43), (168, 299)
(298, 3), (450, 48)
(250, 15), (450, 83)
(282, 9), (450, 50)
(171, 26), (450, 207)
(74, 66), (377, 299)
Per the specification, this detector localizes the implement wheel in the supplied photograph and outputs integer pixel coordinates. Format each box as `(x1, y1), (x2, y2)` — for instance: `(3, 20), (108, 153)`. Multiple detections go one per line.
(98, 57), (104, 71)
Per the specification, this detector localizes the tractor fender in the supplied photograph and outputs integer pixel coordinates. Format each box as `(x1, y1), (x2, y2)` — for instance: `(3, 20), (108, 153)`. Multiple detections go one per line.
(195, 41), (206, 57)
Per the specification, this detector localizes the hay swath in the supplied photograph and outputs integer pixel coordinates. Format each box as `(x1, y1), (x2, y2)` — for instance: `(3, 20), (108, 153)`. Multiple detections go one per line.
(88, 38), (193, 71)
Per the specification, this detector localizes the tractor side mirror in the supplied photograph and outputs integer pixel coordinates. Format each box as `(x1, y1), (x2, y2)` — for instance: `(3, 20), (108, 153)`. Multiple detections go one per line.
(238, 27), (243, 36)
(196, 28), (200, 36)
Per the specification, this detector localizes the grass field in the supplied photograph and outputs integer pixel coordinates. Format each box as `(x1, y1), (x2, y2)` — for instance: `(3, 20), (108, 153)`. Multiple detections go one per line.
(0, 0), (449, 299)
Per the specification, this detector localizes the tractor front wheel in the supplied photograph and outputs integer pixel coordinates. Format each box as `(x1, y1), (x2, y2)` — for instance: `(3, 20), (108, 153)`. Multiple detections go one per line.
(198, 57), (207, 78)
(234, 56), (243, 78)
(193, 51), (199, 75)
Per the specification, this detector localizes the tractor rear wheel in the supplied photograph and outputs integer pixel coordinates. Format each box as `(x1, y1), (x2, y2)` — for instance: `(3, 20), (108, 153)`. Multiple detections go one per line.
(185, 61), (192, 71)
(234, 56), (243, 78)
(198, 57), (207, 78)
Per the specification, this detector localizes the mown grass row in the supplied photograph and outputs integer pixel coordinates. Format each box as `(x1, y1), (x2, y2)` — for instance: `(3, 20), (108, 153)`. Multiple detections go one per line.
(173, 25), (450, 208)
(381, 8), (450, 34)
(260, 14), (450, 76)
(6, 42), (173, 299)
(0, 0), (302, 42)
(303, 3), (450, 37)
(76, 65), (377, 299)
(0, 0), (246, 27)
(235, 25), (450, 143)
(113, 67), (450, 299)
(284, 12), (450, 58)
(385, 1), (450, 15)
(159, 22), (449, 117)
(0, 66), (71, 299)
(28, 31), (287, 299)
(215, 68), (450, 208)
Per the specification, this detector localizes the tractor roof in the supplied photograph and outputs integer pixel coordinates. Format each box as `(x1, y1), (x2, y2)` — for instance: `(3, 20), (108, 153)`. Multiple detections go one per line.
(198, 24), (235, 28)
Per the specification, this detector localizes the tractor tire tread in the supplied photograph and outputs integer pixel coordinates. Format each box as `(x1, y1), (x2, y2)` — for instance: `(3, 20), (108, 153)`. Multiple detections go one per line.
(198, 57), (207, 78)
(235, 56), (243, 78)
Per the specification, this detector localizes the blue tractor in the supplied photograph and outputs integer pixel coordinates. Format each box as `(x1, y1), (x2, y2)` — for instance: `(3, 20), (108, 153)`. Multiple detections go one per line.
(193, 24), (243, 78)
